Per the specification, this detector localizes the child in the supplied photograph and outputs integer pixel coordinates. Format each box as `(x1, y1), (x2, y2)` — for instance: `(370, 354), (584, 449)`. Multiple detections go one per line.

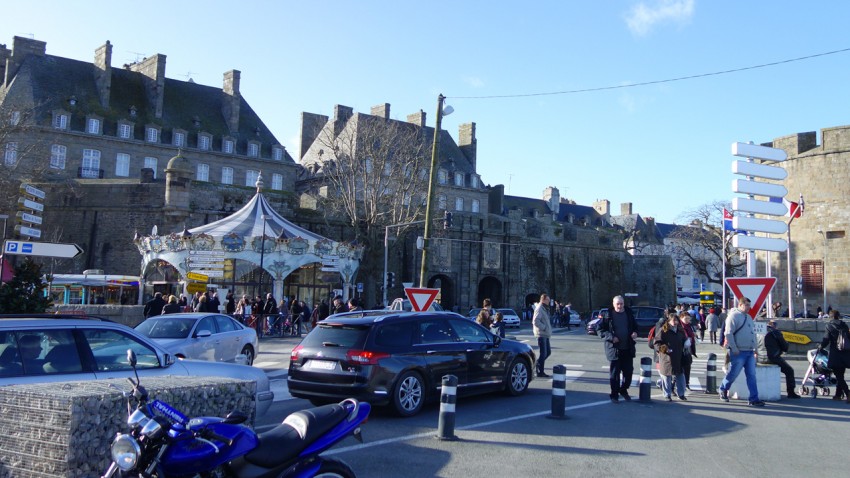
(490, 311), (506, 338)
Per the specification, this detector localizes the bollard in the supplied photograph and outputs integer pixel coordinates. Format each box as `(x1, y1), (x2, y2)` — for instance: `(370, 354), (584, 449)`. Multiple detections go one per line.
(705, 353), (717, 394)
(547, 365), (568, 419)
(639, 357), (652, 402)
(436, 375), (458, 441)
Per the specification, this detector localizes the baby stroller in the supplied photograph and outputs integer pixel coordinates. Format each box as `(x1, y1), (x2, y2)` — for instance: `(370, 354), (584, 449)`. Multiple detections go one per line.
(799, 348), (837, 398)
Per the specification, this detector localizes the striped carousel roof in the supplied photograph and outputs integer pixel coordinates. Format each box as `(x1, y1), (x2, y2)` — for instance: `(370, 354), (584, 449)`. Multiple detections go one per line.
(188, 190), (326, 242)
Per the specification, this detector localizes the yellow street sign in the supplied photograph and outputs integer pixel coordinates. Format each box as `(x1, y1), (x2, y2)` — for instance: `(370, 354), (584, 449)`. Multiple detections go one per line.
(186, 272), (209, 282)
(186, 282), (207, 294)
(782, 331), (812, 345)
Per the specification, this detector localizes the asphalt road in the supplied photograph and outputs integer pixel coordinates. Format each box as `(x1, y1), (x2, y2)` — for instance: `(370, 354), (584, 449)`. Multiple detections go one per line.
(252, 322), (849, 478)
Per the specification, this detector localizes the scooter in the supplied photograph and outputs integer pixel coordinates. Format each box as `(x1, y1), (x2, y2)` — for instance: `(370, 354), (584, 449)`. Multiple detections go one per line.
(102, 350), (369, 478)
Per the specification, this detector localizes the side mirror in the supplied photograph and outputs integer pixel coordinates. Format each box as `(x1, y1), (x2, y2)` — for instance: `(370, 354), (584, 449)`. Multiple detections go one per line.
(195, 330), (212, 338)
(127, 349), (137, 368)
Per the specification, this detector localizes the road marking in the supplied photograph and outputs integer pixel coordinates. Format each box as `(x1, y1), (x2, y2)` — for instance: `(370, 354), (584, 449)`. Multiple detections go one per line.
(560, 364), (584, 368)
(253, 361), (279, 368)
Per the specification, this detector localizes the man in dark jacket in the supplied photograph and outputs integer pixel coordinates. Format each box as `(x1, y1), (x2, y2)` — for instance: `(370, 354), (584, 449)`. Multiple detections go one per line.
(598, 295), (638, 403)
(144, 292), (166, 318)
(759, 320), (801, 399)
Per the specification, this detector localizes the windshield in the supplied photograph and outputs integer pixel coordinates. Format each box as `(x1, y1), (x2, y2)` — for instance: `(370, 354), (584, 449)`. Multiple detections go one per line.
(135, 318), (194, 339)
(497, 308), (519, 316)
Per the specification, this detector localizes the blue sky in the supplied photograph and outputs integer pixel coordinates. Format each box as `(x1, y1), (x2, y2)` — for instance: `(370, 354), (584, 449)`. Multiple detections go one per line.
(5, 1), (850, 224)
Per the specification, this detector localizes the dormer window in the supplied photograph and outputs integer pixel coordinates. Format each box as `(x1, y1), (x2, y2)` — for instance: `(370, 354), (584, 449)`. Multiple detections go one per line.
(87, 118), (101, 135)
(146, 127), (159, 143)
(471, 175), (479, 188)
(118, 123), (133, 139)
(223, 139), (234, 154)
(173, 131), (186, 147)
(53, 112), (69, 130)
(454, 172), (464, 187)
(272, 146), (283, 161)
(198, 134), (211, 151)
(247, 142), (259, 158)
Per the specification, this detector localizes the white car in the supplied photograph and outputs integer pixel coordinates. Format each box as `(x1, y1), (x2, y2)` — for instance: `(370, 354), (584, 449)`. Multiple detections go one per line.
(496, 308), (522, 328)
(387, 298), (444, 312)
(135, 313), (259, 365)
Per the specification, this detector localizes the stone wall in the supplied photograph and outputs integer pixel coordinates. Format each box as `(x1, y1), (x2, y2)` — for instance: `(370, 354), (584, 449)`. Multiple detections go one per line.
(51, 304), (145, 328)
(769, 318), (847, 355)
(0, 376), (256, 478)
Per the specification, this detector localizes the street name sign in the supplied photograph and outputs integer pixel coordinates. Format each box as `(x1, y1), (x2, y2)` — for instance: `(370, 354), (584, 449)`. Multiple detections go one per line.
(732, 235), (788, 253)
(404, 287), (440, 312)
(20, 184), (46, 200)
(725, 277), (777, 319)
(14, 225), (41, 238)
(732, 179), (788, 198)
(16, 212), (43, 225)
(781, 331), (811, 345)
(191, 269), (223, 278)
(731, 160), (788, 180)
(732, 197), (787, 216)
(732, 216), (788, 235)
(186, 282), (207, 294)
(186, 271), (209, 282)
(3, 240), (83, 258)
(731, 142), (788, 162)
(17, 197), (44, 212)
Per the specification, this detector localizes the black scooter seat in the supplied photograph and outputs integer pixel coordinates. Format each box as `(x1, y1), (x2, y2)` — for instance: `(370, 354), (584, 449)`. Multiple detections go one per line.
(245, 403), (350, 468)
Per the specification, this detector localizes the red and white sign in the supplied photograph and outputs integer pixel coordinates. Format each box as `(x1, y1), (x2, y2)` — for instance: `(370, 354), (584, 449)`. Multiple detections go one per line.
(725, 277), (777, 319)
(404, 287), (440, 312)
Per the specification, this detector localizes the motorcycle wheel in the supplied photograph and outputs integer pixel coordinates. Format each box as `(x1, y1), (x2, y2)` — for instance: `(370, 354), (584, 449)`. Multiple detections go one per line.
(312, 457), (356, 478)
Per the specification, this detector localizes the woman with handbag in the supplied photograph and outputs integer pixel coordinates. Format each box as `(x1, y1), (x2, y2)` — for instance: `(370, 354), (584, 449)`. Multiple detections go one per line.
(654, 312), (688, 401)
(680, 312), (698, 390)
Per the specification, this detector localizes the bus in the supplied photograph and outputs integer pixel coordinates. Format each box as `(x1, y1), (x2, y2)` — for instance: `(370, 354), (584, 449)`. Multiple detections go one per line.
(699, 291), (718, 308)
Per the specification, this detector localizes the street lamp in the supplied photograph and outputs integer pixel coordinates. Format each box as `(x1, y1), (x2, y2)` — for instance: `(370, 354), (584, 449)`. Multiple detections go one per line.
(817, 226), (827, 313)
(257, 214), (270, 335)
(419, 94), (452, 287)
(0, 214), (8, 285)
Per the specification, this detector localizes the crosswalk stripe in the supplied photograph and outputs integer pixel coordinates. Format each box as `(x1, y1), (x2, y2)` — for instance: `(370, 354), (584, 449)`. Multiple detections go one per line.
(253, 361), (278, 368)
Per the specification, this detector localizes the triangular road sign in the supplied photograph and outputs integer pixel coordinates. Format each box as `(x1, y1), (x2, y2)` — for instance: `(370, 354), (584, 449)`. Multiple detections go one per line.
(725, 277), (777, 319)
(404, 287), (440, 312)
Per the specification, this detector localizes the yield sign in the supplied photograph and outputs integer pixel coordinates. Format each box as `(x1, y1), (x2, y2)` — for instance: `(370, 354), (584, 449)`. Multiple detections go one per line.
(725, 277), (777, 319)
(404, 287), (440, 312)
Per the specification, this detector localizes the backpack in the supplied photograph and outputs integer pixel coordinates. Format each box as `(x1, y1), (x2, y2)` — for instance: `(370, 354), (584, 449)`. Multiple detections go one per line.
(837, 324), (850, 352)
(647, 326), (656, 349)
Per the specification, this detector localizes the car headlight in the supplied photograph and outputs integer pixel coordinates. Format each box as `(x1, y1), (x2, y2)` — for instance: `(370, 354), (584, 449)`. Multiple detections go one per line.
(110, 434), (141, 471)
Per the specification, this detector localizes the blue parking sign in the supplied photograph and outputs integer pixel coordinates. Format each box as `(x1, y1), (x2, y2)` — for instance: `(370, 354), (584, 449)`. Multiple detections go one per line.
(6, 242), (17, 252)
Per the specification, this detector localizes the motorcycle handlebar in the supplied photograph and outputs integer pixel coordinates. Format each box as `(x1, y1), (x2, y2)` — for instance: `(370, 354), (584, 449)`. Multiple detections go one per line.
(201, 429), (234, 447)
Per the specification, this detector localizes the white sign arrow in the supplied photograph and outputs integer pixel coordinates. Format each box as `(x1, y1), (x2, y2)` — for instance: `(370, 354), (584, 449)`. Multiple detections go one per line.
(733, 216), (788, 235)
(3, 240), (83, 258)
(731, 142), (788, 162)
(732, 179), (788, 198)
(732, 197), (787, 216)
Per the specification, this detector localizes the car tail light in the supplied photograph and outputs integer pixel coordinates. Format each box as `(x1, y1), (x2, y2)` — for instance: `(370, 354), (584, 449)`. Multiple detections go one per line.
(345, 349), (389, 365)
(291, 344), (303, 362)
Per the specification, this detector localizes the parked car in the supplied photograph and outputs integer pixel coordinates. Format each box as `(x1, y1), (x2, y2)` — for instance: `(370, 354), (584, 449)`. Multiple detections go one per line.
(387, 298), (444, 312)
(585, 306), (666, 338)
(496, 308), (522, 328)
(287, 311), (535, 417)
(0, 317), (273, 416)
(567, 310), (581, 326)
(134, 313), (259, 365)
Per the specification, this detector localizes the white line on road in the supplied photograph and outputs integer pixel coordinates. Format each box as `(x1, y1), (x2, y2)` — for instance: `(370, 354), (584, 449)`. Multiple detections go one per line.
(253, 361), (279, 368)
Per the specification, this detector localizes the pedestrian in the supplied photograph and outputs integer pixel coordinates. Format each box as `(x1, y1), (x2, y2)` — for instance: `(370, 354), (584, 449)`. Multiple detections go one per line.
(332, 296), (348, 315)
(758, 319), (802, 399)
(348, 297), (363, 312)
(696, 307), (706, 341)
(225, 293), (235, 315)
(161, 295), (181, 314)
(598, 295), (638, 403)
(532, 293), (552, 378)
(482, 298), (494, 317)
(194, 294), (208, 313)
(143, 292), (166, 318)
(208, 291), (221, 313)
(298, 300), (310, 336)
(706, 307), (720, 344)
(476, 308), (492, 329)
(235, 295), (252, 324)
(319, 299), (330, 321)
(191, 292), (201, 311)
(718, 296), (765, 406)
(820, 310), (850, 403)
(680, 311), (698, 390)
(655, 312), (688, 401)
(309, 303), (320, 331)
(178, 294), (188, 311)
(289, 299), (303, 336)
(490, 311), (506, 338)
(263, 293), (278, 335)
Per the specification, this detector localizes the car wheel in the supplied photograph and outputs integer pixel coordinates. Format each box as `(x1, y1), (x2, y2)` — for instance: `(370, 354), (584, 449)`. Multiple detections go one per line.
(505, 358), (530, 396)
(392, 371), (425, 417)
(240, 345), (255, 366)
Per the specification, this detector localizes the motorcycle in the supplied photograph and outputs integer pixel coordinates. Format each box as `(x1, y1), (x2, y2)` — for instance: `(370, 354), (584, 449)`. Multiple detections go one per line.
(102, 350), (370, 478)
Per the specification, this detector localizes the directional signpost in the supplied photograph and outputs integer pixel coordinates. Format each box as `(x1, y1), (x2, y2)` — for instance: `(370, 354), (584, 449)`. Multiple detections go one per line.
(188, 250), (224, 278)
(3, 240), (83, 259)
(404, 287), (440, 312)
(16, 184), (45, 239)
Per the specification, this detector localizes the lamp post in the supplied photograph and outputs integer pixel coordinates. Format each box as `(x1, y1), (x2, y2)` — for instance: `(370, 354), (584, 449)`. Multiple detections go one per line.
(0, 214), (7, 285)
(258, 214), (269, 335)
(384, 220), (425, 305)
(817, 226), (827, 313)
(419, 94), (453, 287)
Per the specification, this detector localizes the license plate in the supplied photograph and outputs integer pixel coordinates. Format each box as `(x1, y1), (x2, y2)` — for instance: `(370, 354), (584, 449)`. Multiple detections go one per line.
(305, 360), (337, 371)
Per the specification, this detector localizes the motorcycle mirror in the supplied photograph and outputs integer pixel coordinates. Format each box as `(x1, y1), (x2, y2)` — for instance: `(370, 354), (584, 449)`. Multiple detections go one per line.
(127, 349), (137, 368)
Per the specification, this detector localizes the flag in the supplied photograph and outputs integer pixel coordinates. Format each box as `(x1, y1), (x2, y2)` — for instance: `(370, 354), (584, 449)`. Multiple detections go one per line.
(784, 198), (802, 218)
(723, 208), (733, 231)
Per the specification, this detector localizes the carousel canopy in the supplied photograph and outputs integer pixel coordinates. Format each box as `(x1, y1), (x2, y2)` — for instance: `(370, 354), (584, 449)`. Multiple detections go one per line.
(188, 192), (326, 241)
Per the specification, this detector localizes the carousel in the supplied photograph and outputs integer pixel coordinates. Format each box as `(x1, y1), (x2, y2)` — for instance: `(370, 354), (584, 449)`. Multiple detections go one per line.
(134, 174), (362, 306)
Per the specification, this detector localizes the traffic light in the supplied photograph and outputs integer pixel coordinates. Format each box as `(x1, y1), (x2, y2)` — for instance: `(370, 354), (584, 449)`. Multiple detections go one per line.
(443, 211), (453, 229)
(387, 272), (395, 288)
(796, 276), (803, 297)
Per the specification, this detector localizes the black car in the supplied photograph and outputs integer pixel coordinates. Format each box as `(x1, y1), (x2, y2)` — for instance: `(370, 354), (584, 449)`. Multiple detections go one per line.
(586, 306), (666, 338)
(287, 311), (536, 417)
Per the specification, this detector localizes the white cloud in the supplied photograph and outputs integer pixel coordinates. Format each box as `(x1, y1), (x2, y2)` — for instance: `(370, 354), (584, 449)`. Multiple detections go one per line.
(463, 76), (485, 88)
(625, 0), (695, 36)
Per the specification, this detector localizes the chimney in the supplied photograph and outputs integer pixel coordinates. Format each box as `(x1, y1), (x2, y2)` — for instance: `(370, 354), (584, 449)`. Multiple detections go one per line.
(407, 110), (426, 127)
(543, 186), (560, 217)
(94, 41), (112, 108)
(593, 199), (610, 217)
(0, 43), (9, 89)
(299, 112), (329, 160)
(370, 103), (390, 119)
(621, 202), (633, 215)
(459, 122), (477, 170)
(4, 36), (46, 87)
(222, 70), (241, 134)
(128, 54), (167, 119)
(333, 104), (353, 137)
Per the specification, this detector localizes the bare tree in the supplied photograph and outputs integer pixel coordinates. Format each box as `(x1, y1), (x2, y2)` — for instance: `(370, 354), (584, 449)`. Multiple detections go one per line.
(668, 200), (746, 286)
(300, 113), (434, 303)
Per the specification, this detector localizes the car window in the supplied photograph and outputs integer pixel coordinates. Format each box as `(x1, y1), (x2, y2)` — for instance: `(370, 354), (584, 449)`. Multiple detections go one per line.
(136, 318), (193, 339)
(418, 319), (455, 344)
(449, 319), (491, 343)
(82, 329), (160, 371)
(1, 330), (82, 376)
(215, 315), (238, 333)
(196, 316), (217, 335)
(373, 322), (415, 349)
(497, 309), (518, 317)
(301, 324), (369, 348)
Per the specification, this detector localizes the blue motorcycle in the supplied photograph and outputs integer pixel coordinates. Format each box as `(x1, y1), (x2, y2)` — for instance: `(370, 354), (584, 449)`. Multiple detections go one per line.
(102, 350), (370, 478)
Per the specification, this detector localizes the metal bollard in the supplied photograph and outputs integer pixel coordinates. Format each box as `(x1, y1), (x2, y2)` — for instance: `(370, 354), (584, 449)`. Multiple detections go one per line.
(436, 375), (458, 441)
(639, 357), (652, 402)
(547, 364), (568, 419)
(705, 353), (717, 394)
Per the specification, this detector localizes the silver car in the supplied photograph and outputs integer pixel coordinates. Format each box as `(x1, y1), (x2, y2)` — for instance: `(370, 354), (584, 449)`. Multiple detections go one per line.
(0, 318), (273, 416)
(135, 313), (259, 365)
